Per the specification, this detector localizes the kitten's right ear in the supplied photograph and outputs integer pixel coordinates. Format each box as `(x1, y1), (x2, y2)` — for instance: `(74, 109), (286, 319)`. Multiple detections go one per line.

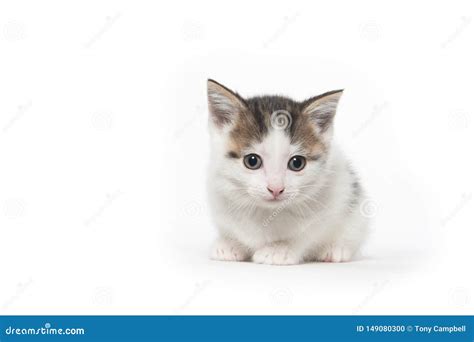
(207, 79), (246, 128)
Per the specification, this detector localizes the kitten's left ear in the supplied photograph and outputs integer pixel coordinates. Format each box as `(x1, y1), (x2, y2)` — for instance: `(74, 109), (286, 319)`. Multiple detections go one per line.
(302, 89), (344, 132)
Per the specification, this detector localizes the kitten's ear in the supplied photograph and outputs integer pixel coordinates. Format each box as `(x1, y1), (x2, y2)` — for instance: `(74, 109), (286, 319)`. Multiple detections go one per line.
(302, 89), (344, 132)
(207, 79), (246, 128)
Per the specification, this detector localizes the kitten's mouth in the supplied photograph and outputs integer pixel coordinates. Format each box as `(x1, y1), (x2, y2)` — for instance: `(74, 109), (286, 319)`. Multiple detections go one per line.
(247, 190), (291, 205)
(265, 197), (283, 202)
(260, 191), (298, 205)
(263, 195), (287, 204)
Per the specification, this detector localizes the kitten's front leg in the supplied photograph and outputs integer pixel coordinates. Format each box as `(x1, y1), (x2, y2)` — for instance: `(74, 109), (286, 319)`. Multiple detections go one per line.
(320, 244), (354, 263)
(252, 243), (302, 265)
(210, 237), (250, 262)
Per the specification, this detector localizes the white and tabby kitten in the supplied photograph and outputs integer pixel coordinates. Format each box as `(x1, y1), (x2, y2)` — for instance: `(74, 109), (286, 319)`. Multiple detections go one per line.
(207, 79), (368, 265)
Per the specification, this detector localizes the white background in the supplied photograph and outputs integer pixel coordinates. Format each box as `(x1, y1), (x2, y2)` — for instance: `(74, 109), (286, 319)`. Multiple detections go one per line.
(0, 1), (473, 315)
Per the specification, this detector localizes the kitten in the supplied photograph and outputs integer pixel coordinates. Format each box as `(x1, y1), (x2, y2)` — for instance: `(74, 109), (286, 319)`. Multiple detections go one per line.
(207, 79), (368, 265)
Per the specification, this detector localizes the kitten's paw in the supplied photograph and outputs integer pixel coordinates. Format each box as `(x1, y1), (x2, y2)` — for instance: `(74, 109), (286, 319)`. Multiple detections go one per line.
(252, 245), (301, 265)
(210, 238), (249, 262)
(321, 245), (354, 263)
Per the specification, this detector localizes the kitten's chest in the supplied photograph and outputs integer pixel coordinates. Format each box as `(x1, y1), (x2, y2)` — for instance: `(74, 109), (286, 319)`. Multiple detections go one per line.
(228, 207), (309, 246)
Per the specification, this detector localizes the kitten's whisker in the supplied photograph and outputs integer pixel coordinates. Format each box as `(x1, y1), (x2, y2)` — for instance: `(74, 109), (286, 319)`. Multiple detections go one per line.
(298, 193), (330, 211)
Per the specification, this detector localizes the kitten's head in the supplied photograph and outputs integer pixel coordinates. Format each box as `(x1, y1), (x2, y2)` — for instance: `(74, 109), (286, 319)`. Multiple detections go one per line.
(207, 79), (343, 208)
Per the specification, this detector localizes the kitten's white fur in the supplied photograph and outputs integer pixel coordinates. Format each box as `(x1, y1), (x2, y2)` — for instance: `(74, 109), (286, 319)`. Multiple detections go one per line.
(207, 83), (368, 265)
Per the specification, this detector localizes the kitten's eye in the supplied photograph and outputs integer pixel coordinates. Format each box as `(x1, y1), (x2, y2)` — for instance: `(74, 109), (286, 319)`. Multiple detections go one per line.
(288, 156), (306, 171)
(243, 154), (262, 170)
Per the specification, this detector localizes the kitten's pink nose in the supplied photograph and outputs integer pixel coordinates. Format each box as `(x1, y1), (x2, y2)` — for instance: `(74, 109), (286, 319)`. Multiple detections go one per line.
(267, 186), (285, 198)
